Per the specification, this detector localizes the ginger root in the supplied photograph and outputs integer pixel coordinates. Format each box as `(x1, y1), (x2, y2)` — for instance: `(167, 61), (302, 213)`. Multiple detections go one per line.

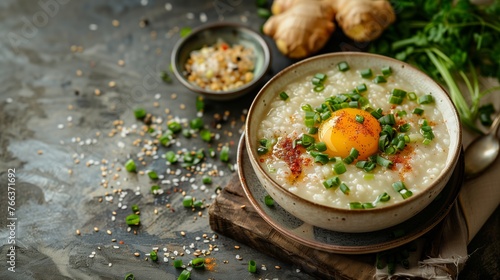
(263, 0), (395, 59)
(263, 0), (336, 59)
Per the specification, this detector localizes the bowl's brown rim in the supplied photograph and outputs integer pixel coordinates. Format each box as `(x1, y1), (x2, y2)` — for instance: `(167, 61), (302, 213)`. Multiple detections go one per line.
(170, 21), (272, 97)
(245, 51), (463, 215)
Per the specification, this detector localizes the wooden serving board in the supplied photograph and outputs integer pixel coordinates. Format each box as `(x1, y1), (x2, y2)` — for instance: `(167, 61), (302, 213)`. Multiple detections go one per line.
(208, 174), (376, 280)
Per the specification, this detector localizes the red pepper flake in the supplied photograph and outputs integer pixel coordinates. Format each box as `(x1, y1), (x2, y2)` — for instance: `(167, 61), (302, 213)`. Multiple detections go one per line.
(275, 137), (309, 180)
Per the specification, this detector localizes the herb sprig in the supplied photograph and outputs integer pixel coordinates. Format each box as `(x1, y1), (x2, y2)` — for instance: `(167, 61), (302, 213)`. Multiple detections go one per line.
(370, 0), (500, 134)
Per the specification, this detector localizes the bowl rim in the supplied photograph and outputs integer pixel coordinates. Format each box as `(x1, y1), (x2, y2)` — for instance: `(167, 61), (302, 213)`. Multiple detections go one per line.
(245, 51), (463, 214)
(171, 21), (272, 97)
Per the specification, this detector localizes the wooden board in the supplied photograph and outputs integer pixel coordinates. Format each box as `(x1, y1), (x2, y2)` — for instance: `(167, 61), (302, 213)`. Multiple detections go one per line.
(208, 174), (376, 280)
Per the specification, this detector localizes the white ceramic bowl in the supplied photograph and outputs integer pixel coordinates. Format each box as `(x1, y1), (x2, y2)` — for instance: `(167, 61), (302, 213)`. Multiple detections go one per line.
(245, 52), (462, 233)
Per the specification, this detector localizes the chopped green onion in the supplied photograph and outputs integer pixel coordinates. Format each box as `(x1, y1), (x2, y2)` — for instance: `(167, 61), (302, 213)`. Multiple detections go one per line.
(190, 117), (204, 130)
(392, 181), (406, 192)
(313, 85), (325, 92)
(192, 257), (205, 269)
(174, 259), (185, 269)
(400, 189), (413, 199)
(418, 94), (434, 104)
(340, 183), (350, 195)
(379, 114), (395, 125)
(200, 129), (212, 142)
(378, 192), (391, 202)
(202, 176), (212, 184)
(323, 176), (340, 189)
(412, 108), (424, 115)
(308, 127), (318, 134)
(150, 250), (158, 262)
(349, 202), (363, 209)
(391, 88), (407, 97)
(360, 68), (373, 78)
(134, 108), (146, 119)
(125, 214), (140, 226)
(257, 146), (268, 155)
(165, 151), (178, 163)
(389, 96), (403, 105)
(183, 196), (194, 207)
(399, 123), (411, 132)
(373, 75), (387, 83)
(248, 260), (257, 273)
(151, 185), (161, 194)
(314, 72), (327, 81)
(408, 92), (417, 101)
(355, 114), (364, 123)
(356, 83), (367, 92)
(338, 61), (350, 72)
(320, 111), (331, 120)
(168, 121), (182, 133)
(334, 162), (347, 174)
(196, 96), (204, 112)
(376, 155), (393, 168)
(348, 101), (359, 108)
(125, 159), (137, 172)
(370, 108), (383, 119)
(220, 145), (230, 162)
(279, 91), (289, 100)
(422, 138), (432, 145)
(397, 110), (407, 117)
(131, 204), (140, 212)
(315, 142), (327, 152)
(381, 66), (392, 76)
(124, 273), (135, 280)
(259, 138), (268, 147)
(264, 195), (274, 207)
(302, 103), (313, 111)
(193, 200), (203, 208)
(160, 131), (173, 146)
(147, 170), (158, 180)
(314, 154), (329, 165)
(301, 134), (315, 147)
(362, 202), (375, 209)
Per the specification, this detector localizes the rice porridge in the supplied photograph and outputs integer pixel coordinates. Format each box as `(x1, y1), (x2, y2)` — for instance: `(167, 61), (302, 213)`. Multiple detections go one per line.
(255, 62), (450, 210)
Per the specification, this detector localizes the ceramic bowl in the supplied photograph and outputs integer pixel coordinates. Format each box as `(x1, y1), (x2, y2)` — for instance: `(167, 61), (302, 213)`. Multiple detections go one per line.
(244, 52), (462, 233)
(171, 22), (271, 101)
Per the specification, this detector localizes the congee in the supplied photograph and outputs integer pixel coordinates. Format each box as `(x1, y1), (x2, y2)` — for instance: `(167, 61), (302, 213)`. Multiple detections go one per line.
(255, 62), (450, 210)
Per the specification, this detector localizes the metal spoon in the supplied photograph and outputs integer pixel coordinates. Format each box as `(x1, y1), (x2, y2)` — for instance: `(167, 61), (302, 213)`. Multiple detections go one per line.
(464, 113), (500, 179)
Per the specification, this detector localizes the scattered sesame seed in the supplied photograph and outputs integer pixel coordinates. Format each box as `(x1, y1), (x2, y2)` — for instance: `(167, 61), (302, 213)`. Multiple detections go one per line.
(165, 3), (172, 11)
(94, 89), (101, 96)
(89, 24), (98, 31)
(112, 19), (120, 27)
(94, 227), (99, 232)
(37, 150), (43, 155)
(108, 81), (116, 88)
(76, 229), (81, 235)
(118, 60), (125, 66)
(6, 97), (13, 103)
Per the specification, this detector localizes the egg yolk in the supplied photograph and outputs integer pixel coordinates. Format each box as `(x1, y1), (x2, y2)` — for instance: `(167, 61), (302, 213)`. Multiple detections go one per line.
(318, 108), (381, 160)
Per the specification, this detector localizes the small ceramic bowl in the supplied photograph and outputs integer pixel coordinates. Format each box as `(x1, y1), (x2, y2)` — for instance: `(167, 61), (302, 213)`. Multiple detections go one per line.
(244, 52), (462, 233)
(171, 22), (271, 101)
